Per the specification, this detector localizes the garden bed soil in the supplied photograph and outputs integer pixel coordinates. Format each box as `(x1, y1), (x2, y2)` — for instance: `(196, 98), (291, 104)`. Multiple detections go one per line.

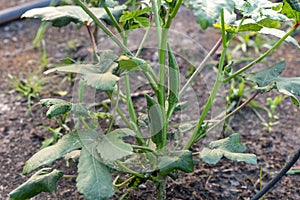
(1, 1), (300, 199)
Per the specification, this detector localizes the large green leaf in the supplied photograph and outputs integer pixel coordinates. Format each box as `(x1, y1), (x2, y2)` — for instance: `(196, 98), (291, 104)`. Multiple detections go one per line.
(200, 133), (257, 165)
(10, 168), (63, 200)
(23, 132), (81, 174)
(76, 147), (114, 200)
(22, 5), (125, 27)
(45, 63), (120, 91)
(145, 94), (164, 149)
(158, 150), (194, 175)
(185, 0), (235, 29)
(248, 61), (300, 106)
(96, 128), (136, 163)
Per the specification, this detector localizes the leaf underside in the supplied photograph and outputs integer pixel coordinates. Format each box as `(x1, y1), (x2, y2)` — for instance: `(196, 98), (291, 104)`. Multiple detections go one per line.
(23, 131), (81, 174)
(10, 168), (63, 200)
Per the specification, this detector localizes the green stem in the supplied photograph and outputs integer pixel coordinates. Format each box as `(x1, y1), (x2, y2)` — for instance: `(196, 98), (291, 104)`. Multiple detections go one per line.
(224, 26), (297, 83)
(113, 175), (135, 187)
(152, 0), (162, 45)
(155, 0), (183, 150)
(62, 174), (77, 179)
(156, 174), (167, 200)
(124, 75), (137, 123)
(116, 160), (145, 178)
(135, 27), (150, 57)
(103, 6), (125, 40)
(131, 144), (156, 152)
(75, 0), (132, 56)
(184, 10), (227, 150)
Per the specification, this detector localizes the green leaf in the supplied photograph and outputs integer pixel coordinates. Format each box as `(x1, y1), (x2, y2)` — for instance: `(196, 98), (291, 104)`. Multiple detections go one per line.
(10, 168), (63, 200)
(133, 16), (150, 28)
(40, 98), (70, 107)
(185, 0), (235, 29)
(259, 27), (300, 49)
(22, 5), (125, 27)
(76, 147), (114, 200)
(46, 103), (72, 118)
(71, 103), (89, 116)
(40, 98), (72, 118)
(45, 63), (120, 91)
(96, 128), (136, 163)
(286, 0), (300, 11)
(145, 94), (164, 149)
(234, 0), (288, 22)
(23, 132), (81, 174)
(118, 56), (139, 70)
(276, 77), (300, 106)
(167, 44), (180, 113)
(247, 61), (300, 106)
(248, 61), (285, 87)
(200, 133), (257, 165)
(158, 150), (194, 175)
(282, 0), (300, 21)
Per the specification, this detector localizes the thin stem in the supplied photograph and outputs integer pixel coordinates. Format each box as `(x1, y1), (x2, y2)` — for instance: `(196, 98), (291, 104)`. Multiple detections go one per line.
(62, 174), (77, 179)
(224, 25), (297, 82)
(179, 37), (222, 98)
(116, 160), (145, 178)
(132, 145), (156, 153)
(135, 27), (150, 57)
(75, 0), (132, 56)
(124, 75), (137, 123)
(113, 175), (135, 187)
(251, 147), (300, 200)
(184, 10), (227, 150)
(103, 6), (125, 39)
(156, 174), (167, 200)
(152, 0), (161, 45)
(106, 91), (131, 127)
(86, 24), (98, 53)
(207, 91), (259, 133)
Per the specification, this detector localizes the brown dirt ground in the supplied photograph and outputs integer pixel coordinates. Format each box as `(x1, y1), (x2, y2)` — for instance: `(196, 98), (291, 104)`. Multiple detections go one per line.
(1, 1), (300, 200)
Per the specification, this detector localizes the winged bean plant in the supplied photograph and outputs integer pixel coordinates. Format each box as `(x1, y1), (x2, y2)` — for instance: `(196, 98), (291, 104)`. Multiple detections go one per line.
(10, 0), (300, 199)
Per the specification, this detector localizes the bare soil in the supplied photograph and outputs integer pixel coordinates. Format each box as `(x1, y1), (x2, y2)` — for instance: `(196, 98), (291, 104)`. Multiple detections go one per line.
(0, 1), (300, 200)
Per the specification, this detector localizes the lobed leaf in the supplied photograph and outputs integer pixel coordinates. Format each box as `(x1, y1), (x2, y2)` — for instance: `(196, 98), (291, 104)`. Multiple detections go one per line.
(76, 147), (114, 200)
(23, 132), (81, 174)
(96, 128), (136, 163)
(200, 133), (257, 165)
(10, 168), (63, 200)
(158, 150), (194, 175)
(45, 63), (120, 91)
(22, 5), (126, 27)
